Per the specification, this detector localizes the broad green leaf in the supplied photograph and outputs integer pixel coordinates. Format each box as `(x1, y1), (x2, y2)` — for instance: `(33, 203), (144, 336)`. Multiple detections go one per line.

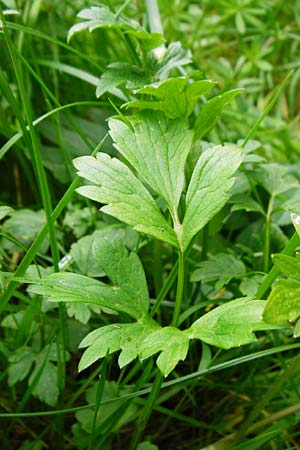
(140, 327), (189, 376)
(125, 77), (215, 119)
(109, 112), (193, 217)
(154, 42), (192, 79)
(187, 298), (274, 349)
(92, 239), (149, 312)
(194, 89), (243, 140)
(182, 145), (243, 250)
(73, 153), (178, 247)
(96, 62), (147, 98)
(190, 253), (246, 289)
(28, 272), (146, 320)
(272, 254), (300, 280)
(0, 205), (14, 221)
(79, 321), (158, 371)
(263, 279), (300, 324)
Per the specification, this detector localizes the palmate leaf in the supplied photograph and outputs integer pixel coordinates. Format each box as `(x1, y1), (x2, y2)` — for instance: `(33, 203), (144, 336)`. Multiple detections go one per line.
(181, 145), (243, 250)
(73, 153), (178, 247)
(187, 298), (275, 349)
(109, 111), (193, 217)
(78, 320), (159, 372)
(124, 77), (215, 119)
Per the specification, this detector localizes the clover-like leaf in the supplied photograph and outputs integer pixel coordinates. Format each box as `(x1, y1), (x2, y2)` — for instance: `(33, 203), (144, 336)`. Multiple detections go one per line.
(79, 320), (159, 372)
(140, 327), (189, 376)
(109, 112), (193, 218)
(182, 145), (243, 250)
(187, 298), (274, 349)
(73, 153), (178, 247)
(125, 77), (215, 119)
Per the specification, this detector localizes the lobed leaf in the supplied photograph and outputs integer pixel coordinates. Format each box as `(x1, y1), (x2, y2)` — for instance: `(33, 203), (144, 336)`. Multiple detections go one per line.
(28, 272), (147, 320)
(73, 153), (178, 247)
(79, 320), (159, 371)
(125, 77), (215, 119)
(187, 298), (274, 349)
(109, 112), (193, 217)
(182, 145), (243, 250)
(96, 62), (148, 98)
(194, 89), (243, 140)
(263, 279), (300, 325)
(140, 327), (190, 376)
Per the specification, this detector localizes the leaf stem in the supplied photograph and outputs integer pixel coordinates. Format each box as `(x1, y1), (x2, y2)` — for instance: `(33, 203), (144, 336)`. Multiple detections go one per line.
(171, 250), (185, 327)
(129, 371), (164, 450)
(263, 194), (274, 273)
(256, 231), (300, 299)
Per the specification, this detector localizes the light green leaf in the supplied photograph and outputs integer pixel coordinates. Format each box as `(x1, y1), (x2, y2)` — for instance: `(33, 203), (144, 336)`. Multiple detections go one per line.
(292, 212), (300, 237)
(125, 77), (215, 119)
(0, 205), (14, 221)
(272, 254), (300, 280)
(230, 195), (264, 213)
(29, 357), (59, 407)
(190, 253), (246, 289)
(66, 302), (101, 325)
(253, 164), (298, 195)
(8, 347), (35, 386)
(96, 62), (148, 98)
(187, 298), (274, 349)
(68, 5), (141, 42)
(140, 327), (189, 376)
(137, 443), (158, 450)
(79, 321), (158, 371)
(74, 152), (178, 247)
(109, 112), (193, 217)
(1, 209), (48, 253)
(263, 279), (300, 324)
(194, 89), (243, 140)
(28, 272), (146, 320)
(182, 145), (243, 250)
(155, 42), (192, 79)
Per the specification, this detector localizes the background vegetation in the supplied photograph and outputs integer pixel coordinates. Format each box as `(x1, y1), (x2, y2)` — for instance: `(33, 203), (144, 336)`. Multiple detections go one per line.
(1, 1), (300, 449)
